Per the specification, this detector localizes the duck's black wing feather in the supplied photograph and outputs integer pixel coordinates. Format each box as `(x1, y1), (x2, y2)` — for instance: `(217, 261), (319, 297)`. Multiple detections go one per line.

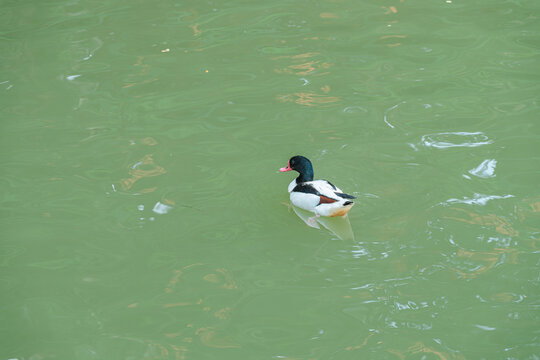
(321, 180), (356, 199)
(292, 183), (320, 195)
(323, 180), (337, 190)
(334, 192), (356, 199)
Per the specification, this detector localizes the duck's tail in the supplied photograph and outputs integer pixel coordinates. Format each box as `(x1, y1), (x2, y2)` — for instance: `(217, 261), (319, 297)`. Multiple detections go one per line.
(328, 201), (354, 217)
(316, 199), (354, 217)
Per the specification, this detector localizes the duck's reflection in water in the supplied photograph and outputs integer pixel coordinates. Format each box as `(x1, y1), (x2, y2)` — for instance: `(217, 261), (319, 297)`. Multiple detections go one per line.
(292, 205), (354, 240)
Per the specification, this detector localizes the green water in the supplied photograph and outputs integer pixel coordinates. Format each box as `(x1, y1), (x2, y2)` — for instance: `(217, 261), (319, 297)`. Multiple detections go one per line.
(2, 0), (539, 358)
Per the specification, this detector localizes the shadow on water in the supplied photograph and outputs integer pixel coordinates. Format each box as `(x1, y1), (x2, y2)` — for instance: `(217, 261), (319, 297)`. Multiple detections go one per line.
(291, 205), (354, 241)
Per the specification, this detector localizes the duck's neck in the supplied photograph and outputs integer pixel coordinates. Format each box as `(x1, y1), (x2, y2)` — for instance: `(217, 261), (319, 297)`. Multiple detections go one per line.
(296, 168), (314, 183)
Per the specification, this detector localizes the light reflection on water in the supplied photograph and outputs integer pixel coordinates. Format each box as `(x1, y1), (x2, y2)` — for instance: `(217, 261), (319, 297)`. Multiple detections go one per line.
(291, 205), (354, 241)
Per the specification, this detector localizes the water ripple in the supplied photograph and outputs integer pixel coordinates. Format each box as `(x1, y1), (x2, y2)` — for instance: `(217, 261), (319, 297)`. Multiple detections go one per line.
(444, 193), (514, 206)
(421, 132), (493, 149)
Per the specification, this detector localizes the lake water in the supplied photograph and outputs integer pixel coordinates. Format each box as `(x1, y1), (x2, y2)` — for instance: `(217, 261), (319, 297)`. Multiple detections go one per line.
(1, 0), (539, 359)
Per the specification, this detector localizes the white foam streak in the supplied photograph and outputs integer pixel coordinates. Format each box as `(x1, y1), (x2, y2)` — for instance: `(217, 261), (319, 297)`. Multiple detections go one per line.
(475, 324), (496, 331)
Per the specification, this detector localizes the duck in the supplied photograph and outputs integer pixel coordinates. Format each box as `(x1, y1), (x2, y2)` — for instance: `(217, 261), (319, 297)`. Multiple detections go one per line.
(279, 155), (356, 217)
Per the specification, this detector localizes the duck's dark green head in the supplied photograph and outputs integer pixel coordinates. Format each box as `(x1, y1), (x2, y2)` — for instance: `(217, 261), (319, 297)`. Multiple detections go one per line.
(279, 155), (314, 182)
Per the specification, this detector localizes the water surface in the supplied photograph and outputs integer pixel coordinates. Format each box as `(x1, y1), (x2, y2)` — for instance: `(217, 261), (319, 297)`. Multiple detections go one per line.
(1, 0), (539, 359)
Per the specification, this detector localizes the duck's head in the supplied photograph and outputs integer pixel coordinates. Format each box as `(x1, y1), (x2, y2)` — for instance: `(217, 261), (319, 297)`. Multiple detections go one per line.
(279, 155), (314, 182)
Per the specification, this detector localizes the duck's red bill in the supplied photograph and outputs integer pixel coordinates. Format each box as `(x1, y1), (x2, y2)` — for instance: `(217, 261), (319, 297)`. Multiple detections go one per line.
(279, 162), (292, 172)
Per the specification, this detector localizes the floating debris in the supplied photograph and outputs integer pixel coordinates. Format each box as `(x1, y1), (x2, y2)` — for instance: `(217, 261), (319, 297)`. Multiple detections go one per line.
(152, 201), (173, 214)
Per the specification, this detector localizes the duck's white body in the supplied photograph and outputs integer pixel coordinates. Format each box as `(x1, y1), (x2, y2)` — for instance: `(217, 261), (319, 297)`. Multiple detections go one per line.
(287, 178), (355, 217)
(280, 155), (356, 217)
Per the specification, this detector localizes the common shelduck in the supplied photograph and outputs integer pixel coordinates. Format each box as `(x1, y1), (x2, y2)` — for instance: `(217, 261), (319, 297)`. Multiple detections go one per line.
(279, 155), (356, 217)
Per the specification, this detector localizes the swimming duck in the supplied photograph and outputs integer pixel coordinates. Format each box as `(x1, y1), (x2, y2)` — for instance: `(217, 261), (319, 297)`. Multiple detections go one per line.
(279, 155), (356, 217)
